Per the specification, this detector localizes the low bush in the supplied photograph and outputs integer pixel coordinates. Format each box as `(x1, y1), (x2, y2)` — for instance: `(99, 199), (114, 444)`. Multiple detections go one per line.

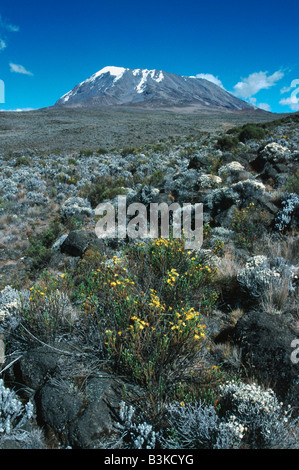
(232, 203), (271, 249)
(121, 147), (137, 157)
(0, 378), (44, 448)
(80, 149), (94, 157)
(15, 156), (31, 167)
(97, 147), (108, 155)
(284, 169), (299, 195)
(238, 124), (266, 142)
(80, 175), (128, 208)
(26, 218), (62, 270)
(112, 401), (160, 449)
(216, 135), (239, 151)
(68, 238), (220, 400)
(161, 380), (296, 449)
(274, 193), (299, 232)
(18, 271), (72, 341)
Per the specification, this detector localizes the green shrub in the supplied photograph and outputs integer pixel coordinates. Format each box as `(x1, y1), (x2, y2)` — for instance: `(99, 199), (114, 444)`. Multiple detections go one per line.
(62, 215), (83, 231)
(15, 156), (31, 166)
(144, 168), (166, 187)
(232, 203), (271, 249)
(121, 147), (137, 157)
(97, 147), (108, 155)
(80, 149), (94, 157)
(207, 154), (223, 175)
(284, 169), (299, 195)
(216, 135), (239, 151)
(238, 124), (266, 142)
(81, 175), (128, 208)
(151, 142), (167, 153)
(26, 218), (61, 270)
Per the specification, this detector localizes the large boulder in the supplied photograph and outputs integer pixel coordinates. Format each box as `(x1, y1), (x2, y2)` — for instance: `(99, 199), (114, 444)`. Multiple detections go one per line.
(61, 230), (105, 257)
(11, 345), (143, 449)
(39, 373), (142, 448)
(231, 310), (299, 406)
(17, 346), (72, 390)
(250, 142), (292, 182)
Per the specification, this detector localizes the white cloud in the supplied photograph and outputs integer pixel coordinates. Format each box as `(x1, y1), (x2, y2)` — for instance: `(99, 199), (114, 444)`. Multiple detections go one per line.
(280, 86), (291, 94)
(0, 15), (19, 53)
(0, 15), (19, 32)
(5, 23), (19, 33)
(279, 96), (299, 111)
(233, 70), (284, 99)
(248, 96), (271, 111)
(0, 108), (35, 112)
(258, 102), (271, 112)
(279, 79), (299, 111)
(194, 73), (224, 88)
(9, 63), (33, 76)
(248, 97), (257, 106)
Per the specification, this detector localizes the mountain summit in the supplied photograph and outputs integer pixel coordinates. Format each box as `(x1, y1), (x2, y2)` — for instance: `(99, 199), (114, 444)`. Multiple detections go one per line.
(55, 66), (254, 111)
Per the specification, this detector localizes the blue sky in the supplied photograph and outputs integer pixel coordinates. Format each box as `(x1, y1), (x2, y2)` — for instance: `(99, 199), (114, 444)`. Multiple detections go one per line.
(0, 0), (298, 113)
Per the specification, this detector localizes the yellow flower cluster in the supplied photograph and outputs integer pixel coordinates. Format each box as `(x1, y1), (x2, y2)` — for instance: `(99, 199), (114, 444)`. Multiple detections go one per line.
(170, 306), (206, 340)
(149, 237), (185, 254)
(28, 285), (48, 301)
(129, 316), (150, 330)
(102, 271), (135, 289)
(149, 291), (166, 311)
(151, 238), (173, 247)
(166, 268), (179, 287)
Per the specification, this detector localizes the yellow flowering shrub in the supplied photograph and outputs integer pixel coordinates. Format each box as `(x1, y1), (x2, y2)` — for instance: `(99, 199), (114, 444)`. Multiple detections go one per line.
(69, 237), (220, 399)
(18, 272), (71, 341)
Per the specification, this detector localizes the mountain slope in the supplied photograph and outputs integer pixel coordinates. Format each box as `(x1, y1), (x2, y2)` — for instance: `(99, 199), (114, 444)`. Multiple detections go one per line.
(55, 66), (254, 111)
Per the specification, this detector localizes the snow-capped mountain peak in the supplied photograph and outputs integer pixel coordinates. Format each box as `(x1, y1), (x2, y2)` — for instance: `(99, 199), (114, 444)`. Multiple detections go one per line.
(56, 66), (254, 111)
(87, 66), (127, 82)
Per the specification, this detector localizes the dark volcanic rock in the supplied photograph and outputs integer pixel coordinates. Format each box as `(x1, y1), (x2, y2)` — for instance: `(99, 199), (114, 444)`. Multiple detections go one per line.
(231, 310), (299, 406)
(61, 230), (105, 257)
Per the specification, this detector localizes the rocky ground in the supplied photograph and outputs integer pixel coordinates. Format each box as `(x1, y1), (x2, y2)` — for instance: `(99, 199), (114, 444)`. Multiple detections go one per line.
(0, 112), (298, 449)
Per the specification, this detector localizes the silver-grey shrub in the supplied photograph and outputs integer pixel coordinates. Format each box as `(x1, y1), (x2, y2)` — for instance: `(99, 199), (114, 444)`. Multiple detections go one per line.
(162, 401), (221, 449)
(0, 378), (39, 447)
(218, 380), (296, 448)
(237, 255), (294, 298)
(112, 401), (160, 449)
(275, 193), (299, 232)
(162, 381), (297, 449)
